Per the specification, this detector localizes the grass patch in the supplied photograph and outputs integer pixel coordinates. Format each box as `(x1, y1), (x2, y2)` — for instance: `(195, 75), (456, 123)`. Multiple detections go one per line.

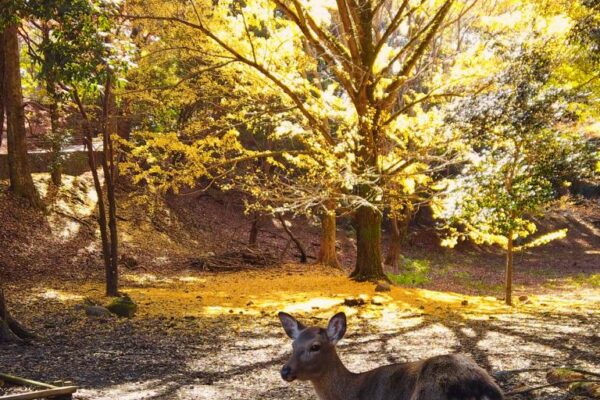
(387, 257), (431, 286)
(573, 273), (600, 288)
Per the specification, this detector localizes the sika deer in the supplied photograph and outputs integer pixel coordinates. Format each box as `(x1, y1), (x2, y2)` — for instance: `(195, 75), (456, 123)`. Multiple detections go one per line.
(278, 312), (503, 400)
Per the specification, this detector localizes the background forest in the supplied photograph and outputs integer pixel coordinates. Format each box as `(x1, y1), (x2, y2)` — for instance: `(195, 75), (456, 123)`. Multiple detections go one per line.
(0, 0), (599, 399)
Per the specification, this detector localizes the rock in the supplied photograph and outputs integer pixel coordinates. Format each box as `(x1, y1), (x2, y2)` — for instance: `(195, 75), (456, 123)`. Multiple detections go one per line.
(344, 297), (366, 307)
(106, 295), (137, 318)
(518, 295), (528, 302)
(85, 305), (112, 318)
(461, 300), (469, 306)
(375, 282), (391, 292)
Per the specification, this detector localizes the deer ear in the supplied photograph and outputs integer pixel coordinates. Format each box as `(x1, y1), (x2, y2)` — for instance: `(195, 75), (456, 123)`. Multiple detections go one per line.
(279, 312), (304, 339)
(327, 312), (347, 344)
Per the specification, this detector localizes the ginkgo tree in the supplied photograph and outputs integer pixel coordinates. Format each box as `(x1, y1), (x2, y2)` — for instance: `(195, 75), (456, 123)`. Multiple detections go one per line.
(440, 43), (596, 305)
(126, 0), (481, 280)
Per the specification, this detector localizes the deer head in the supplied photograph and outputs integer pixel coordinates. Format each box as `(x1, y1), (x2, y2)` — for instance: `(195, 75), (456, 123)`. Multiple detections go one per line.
(278, 312), (347, 382)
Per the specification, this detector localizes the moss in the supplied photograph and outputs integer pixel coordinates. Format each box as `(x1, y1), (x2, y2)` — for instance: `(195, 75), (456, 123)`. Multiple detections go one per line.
(106, 295), (138, 318)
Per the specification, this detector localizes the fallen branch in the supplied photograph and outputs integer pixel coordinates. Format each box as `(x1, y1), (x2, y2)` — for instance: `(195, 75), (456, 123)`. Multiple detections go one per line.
(189, 246), (277, 271)
(277, 215), (307, 263)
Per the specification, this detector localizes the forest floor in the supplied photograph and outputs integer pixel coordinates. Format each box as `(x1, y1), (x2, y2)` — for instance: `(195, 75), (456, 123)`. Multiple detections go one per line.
(1, 173), (599, 399)
(0, 266), (599, 399)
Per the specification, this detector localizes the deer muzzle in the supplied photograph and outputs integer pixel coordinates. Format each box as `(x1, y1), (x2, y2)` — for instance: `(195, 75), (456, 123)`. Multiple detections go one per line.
(280, 365), (297, 382)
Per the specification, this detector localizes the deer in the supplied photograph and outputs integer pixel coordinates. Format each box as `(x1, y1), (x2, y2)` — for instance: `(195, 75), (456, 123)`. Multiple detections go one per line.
(278, 312), (503, 400)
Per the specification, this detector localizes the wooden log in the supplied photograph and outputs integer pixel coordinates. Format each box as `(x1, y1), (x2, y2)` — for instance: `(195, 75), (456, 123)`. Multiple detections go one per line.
(0, 386), (77, 400)
(0, 373), (54, 389)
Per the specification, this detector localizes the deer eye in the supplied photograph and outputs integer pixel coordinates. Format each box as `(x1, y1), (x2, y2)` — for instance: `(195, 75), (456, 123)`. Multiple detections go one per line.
(310, 343), (321, 352)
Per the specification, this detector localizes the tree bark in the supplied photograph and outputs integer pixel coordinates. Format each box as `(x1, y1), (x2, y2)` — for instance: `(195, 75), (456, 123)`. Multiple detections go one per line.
(42, 24), (62, 186)
(0, 30), (4, 150)
(249, 212), (259, 246)
(505, 234), (514, 306)
(350, 205), (386, 281)
(0, 288), (33, 342)
(384, 209), (411, 273)
(72, 88), (115, 297)
(317, 200), (339, 268)
(1, 24), (42, 207)
(102, 74), (119, 297)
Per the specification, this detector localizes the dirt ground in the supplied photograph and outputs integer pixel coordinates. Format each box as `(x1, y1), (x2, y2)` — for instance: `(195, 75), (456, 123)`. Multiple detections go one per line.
(1, 266), (599, 399)
(1, 174), (599, 399)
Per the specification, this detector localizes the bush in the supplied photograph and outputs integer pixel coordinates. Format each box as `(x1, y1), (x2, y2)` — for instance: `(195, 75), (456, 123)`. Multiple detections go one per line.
(387, 258), (430, 286)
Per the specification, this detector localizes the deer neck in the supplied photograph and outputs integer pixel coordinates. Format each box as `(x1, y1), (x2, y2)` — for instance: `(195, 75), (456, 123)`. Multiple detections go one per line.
(311, 353), (359, 400)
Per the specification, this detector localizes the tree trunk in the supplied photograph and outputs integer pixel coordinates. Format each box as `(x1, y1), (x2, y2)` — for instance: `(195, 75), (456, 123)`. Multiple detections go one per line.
(72, 88), (114, 297)
(1, 24), (41, 207)
(384, 209), (411, 273)
(505, 234), (514, 306)
(0, 32), (4, 150)
(249, 212), (259, 247)
(43, 24), (62, 186)
(317, 200), (339, 268)
(102, 74), (119, 297)
(0, 288), (33, 342)
(350, 205), (386, 281)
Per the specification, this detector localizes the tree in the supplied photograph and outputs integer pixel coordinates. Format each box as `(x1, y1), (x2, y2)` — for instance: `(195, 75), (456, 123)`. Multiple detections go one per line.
(0, 286), (33, 342)
(440, 45), (594, 305)
(127, 0), (468, 280)
(1, 6), (42, 208)
(22, 0), (135, 296)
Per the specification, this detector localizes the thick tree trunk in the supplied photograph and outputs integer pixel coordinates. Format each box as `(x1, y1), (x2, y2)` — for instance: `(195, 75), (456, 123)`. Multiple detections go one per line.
(350, 205), (386, 281)
(505, 235), (514, 306)
(384, 209), (411, 273)
(2, 25), (41, 207)
(317, 200), (339, 268)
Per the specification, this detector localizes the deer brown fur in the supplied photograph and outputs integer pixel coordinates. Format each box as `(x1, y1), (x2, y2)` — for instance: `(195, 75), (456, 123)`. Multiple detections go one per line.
(278, 312), (503, 400)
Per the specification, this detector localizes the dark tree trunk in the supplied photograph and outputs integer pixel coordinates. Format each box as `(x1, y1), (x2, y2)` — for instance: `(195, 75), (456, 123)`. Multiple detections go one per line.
(0, 31), (4, 150)
(1, 24), (41, 207)
(73, 87), (116, 297)
(42, 24), (62, 186)
(350, 205), (386, 281)
(0, 288), (33, 342)
(384, 209), (411, 273)
(102, 75), (119, 297)
(317, 200), (339, 268)
(505, 234), (514, 306)
(249, 212), (259, 246)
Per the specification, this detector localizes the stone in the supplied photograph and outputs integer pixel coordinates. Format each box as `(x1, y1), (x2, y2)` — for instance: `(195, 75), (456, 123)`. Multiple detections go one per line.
(85, 305), (112, 318)
(461, 300), (469, 306)
(106, 295), (137, 318)
(375, 282), (391, 292)
(518, 295), (528, 302)
(344, 297), (366, 307)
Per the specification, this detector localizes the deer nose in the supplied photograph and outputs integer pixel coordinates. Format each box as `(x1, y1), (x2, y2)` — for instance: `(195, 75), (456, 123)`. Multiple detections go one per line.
(281, 365), (296, 382)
